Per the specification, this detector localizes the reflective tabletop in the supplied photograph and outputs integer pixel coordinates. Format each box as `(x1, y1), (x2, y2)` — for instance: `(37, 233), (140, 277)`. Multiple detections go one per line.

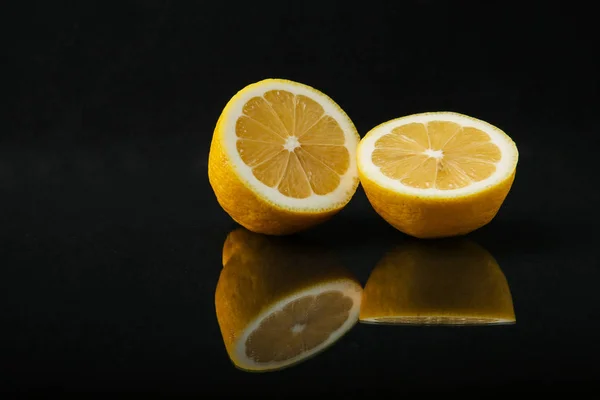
(2, 135), (597, 395)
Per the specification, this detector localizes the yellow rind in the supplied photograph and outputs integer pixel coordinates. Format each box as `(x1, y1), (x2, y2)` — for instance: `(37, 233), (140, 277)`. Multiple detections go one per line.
(359, 169), (516, 239)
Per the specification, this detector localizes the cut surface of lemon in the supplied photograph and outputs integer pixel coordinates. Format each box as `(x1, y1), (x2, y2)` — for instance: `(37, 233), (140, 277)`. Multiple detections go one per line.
(359, 239), (516, 325)
(209, 79), (360, 235)
(215, 229), (362, 372)
(357, 112), (518, 238)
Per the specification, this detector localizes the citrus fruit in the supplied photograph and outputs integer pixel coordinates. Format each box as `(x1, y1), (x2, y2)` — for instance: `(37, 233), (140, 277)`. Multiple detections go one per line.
(215, 229), (362, 372)
(208, 79), (360, 235)
(359, 239), (516, 325)
(357, 112), (518, 238)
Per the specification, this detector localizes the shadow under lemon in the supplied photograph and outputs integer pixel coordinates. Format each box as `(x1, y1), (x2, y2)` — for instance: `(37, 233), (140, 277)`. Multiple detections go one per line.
(359, 238), (516, 325)
(215, 228), (363, 372)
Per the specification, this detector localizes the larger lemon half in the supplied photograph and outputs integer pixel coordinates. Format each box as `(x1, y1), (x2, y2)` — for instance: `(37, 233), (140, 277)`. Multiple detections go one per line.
(209, 79), (360, 235)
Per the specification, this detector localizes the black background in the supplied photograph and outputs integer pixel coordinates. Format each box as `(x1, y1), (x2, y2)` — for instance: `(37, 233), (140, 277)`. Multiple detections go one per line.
(2, 0), (599, 396)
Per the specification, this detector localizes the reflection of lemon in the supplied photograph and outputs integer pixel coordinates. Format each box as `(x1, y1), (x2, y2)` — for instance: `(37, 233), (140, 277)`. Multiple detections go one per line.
(215, 229), (362, 372)
(357, 112), (518, 238)
(360, 239), (515, 325)
(208, 79), (360, 235)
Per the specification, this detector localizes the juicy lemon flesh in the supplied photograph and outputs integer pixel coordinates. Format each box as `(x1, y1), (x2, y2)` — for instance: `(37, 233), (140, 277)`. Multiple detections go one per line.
(245, 291), (353, 363)
(372, 121), (502, 190)
(236, 90), (350, 198)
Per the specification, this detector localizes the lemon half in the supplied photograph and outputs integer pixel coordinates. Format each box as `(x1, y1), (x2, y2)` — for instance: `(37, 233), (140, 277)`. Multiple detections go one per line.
(209, 79), (360, 235)
(357, 112), (518, 238)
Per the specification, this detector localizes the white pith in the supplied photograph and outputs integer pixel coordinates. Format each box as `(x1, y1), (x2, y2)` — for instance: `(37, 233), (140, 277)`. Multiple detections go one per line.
(233, 280), (362, 371)
(221, 79), (359, 211)
(283, 136), (301, 151)
(357, 112), (519, 198)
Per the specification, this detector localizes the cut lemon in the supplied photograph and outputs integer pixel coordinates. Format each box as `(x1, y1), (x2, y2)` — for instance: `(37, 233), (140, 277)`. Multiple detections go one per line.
(208, 79), (360, 235)
(357, 112), (518, 238)
(215, 229), (362, 372)
(359, 239), (516, 325)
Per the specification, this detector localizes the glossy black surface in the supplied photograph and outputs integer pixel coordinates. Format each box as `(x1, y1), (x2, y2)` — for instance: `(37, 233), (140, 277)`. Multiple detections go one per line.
(3, 1), (599, 395)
